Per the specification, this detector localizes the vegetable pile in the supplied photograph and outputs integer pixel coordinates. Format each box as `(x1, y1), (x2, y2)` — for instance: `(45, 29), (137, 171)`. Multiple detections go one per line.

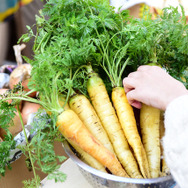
(0, 0), (188, 187)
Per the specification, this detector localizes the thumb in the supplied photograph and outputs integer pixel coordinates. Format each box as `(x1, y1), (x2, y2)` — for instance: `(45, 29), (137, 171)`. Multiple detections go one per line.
(126, 90), (142, 109)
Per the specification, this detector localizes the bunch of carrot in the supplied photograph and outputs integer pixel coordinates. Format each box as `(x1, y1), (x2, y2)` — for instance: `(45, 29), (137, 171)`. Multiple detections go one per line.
(0, 62), (171, 179)
(56, 64), (170, 179)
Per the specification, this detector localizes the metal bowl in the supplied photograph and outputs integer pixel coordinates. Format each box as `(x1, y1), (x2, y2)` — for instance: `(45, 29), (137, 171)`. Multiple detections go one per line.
(63, 141), (176, 188)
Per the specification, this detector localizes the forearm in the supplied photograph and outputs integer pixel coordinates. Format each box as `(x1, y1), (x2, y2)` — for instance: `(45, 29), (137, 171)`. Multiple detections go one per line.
(163, 95), (188, 188)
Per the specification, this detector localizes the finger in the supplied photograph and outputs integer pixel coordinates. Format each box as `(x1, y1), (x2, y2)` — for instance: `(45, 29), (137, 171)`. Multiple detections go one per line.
(137, 65), (163, 73)
(123, 77), (136, 93)
(126, 71), (139, 78)
(123, 87), (133, 94)
(130, 101), (142, 109)
(137, 65), (151, 71)
(126, 89), (142, 108)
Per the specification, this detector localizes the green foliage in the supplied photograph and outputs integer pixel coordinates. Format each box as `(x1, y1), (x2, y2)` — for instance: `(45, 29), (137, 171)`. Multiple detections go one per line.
(19, 111), (67, 186)
(0, 133), (16, 177)
(21, 1), (188, 92)
(0, 93), (66, 185)
(22, 175), (41, 188)
(123, 6), (188, 83)
(20, 0), (130, 98)
(0, 102), (16, 130)
(0, 100), (17, 177)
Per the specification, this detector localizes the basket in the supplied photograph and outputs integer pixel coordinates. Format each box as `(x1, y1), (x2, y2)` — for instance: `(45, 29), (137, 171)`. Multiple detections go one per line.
(63, 141), (176, 188)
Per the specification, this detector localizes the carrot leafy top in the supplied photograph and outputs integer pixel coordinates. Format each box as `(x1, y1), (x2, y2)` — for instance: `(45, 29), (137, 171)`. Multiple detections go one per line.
(20, 1), (188, 95)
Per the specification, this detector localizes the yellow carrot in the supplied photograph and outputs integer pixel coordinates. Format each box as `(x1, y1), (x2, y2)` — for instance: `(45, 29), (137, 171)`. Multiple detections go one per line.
(57, 109), (128, 177)
(67, 139), (107, 173)
(159, 111), (170, 176)
(69, 94), (114, 154)
(112, 87), (150, 178)
(140, 103), (161, 178)
(87, 72), (142, 179)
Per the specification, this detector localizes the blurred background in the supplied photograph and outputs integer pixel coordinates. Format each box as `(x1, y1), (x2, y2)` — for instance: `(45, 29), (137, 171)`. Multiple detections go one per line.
(0, 0), (45, 66)
(0, 0), (188, 66)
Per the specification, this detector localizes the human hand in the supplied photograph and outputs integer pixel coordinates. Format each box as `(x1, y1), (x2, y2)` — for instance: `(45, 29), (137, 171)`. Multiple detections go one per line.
(123, 65), (188, 110)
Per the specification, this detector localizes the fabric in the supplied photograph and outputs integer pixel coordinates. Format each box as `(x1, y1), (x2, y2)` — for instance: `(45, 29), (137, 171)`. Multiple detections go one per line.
(0, 0), (33, 21)
(110, 0), (165, 12)
(163, 95), (188, 188)
(110, 0), (188, 15)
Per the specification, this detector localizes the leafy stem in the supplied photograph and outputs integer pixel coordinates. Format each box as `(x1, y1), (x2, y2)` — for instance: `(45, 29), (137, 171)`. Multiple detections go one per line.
(17, 104), (39, 187)
(86, 3), (110, 66)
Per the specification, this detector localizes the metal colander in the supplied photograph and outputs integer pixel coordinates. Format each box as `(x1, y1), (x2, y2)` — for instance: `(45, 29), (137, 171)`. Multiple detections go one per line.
(63, 141), (176, 188)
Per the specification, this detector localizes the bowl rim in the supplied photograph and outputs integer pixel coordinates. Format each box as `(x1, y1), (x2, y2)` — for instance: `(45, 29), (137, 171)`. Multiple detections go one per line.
(63, 141), (174, 184)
